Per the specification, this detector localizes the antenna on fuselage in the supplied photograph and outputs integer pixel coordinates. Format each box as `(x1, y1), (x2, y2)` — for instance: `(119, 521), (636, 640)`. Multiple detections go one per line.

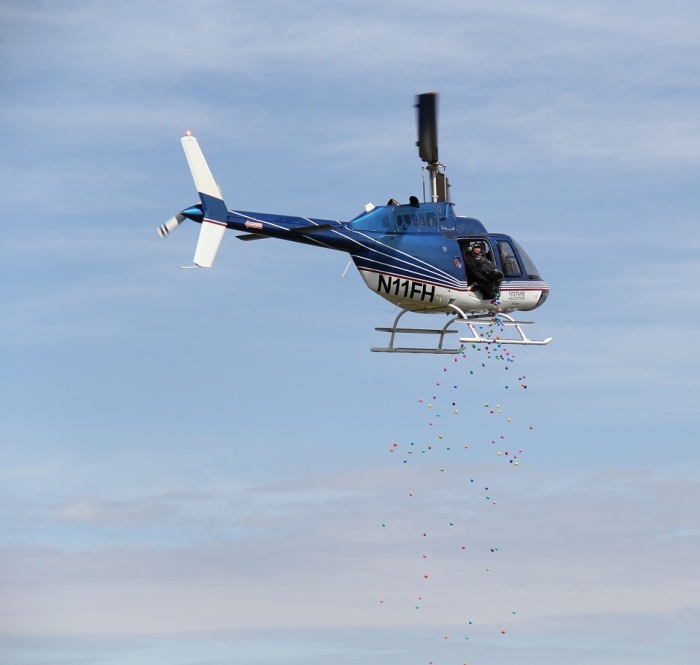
(415, 92), (450, 203)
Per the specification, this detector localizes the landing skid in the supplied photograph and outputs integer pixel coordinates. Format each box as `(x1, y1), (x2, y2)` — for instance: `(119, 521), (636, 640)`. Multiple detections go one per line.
(371, 306), (552, 353)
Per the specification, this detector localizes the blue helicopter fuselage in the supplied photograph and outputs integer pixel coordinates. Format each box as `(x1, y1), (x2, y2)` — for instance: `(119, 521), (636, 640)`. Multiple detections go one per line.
(199, 196), (549, 315)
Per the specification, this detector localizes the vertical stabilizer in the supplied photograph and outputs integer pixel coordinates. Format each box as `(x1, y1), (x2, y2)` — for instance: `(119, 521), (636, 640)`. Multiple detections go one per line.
(181, 135), (220, 198)
(181, 134), (227, 268)
(192, 217), (226, 268)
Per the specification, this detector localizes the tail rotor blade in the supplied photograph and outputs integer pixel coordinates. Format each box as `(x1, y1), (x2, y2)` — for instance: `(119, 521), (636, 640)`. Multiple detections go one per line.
(416, 92), (439, 164)
(157, 212), (186, 238)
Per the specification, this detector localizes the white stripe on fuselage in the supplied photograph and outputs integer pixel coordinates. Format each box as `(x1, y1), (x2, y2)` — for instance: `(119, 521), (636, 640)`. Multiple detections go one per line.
(359, 268), (546, 312)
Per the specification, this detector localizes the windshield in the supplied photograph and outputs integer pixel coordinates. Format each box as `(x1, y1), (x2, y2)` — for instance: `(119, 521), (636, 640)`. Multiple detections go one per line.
(513, 241), (541, 279)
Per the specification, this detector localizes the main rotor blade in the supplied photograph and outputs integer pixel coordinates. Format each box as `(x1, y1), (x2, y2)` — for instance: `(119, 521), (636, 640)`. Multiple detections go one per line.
(416, 92), (439, 164)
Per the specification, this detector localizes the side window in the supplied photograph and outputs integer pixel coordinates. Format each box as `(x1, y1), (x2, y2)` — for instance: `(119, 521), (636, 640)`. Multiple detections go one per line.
(395, 214), (409, 231)
(497, 241), (522, 276)
(425, 212), (437, 227)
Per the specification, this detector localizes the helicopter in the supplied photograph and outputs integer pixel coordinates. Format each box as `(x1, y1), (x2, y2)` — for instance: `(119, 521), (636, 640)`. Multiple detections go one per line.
(159, 93), (551, 353)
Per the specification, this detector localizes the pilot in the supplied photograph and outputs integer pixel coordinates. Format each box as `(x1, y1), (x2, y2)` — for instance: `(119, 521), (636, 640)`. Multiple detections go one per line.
(463, 243), (503, 301)
(409, 195), (420, 208)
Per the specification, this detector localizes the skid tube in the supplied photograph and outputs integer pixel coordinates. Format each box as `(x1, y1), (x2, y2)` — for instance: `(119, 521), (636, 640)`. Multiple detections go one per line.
(371, 305), (552, 353)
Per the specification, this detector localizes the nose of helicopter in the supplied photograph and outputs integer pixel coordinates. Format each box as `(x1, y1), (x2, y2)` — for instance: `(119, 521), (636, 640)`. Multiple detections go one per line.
(535, 287), (549, 308)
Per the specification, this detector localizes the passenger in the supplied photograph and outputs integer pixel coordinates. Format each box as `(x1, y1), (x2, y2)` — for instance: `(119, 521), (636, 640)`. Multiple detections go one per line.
(463, 243), (503, 300)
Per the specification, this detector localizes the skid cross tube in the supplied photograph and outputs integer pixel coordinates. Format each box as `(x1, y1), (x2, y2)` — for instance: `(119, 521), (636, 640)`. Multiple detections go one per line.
(457, 312), (553, 346)
(371, 309), (465, 354)
(371, 307), (552, 353)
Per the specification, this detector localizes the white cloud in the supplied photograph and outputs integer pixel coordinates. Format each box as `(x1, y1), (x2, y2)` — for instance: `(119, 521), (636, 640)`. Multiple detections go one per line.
(1, 463), (698, 645)
(2, 0), (699, 173)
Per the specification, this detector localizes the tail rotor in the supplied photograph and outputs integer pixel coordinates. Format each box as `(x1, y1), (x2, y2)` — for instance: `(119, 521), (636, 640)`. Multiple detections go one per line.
(157, 212), (186, 238)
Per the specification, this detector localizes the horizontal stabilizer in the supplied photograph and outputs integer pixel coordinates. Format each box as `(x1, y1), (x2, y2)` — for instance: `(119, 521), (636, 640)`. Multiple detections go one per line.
(291, 224), (333, 235)
(234, 223), (332, 242)
(236, 233), (270, 241)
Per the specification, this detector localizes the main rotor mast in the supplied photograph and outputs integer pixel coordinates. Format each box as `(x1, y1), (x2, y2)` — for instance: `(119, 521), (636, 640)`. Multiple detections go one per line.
(415, 92), (449, 203)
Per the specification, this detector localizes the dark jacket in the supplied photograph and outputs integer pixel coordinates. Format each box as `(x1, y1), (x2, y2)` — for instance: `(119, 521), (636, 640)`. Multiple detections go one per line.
(463, 253), (503, 285)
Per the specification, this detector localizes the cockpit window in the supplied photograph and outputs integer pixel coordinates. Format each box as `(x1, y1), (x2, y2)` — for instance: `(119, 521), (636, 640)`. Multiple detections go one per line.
(497, 241), (523, 277)
(513, 241), (541, 279)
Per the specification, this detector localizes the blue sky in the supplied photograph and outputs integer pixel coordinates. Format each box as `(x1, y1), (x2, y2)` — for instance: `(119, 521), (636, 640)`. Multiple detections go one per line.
(1, 1), (699, 664)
